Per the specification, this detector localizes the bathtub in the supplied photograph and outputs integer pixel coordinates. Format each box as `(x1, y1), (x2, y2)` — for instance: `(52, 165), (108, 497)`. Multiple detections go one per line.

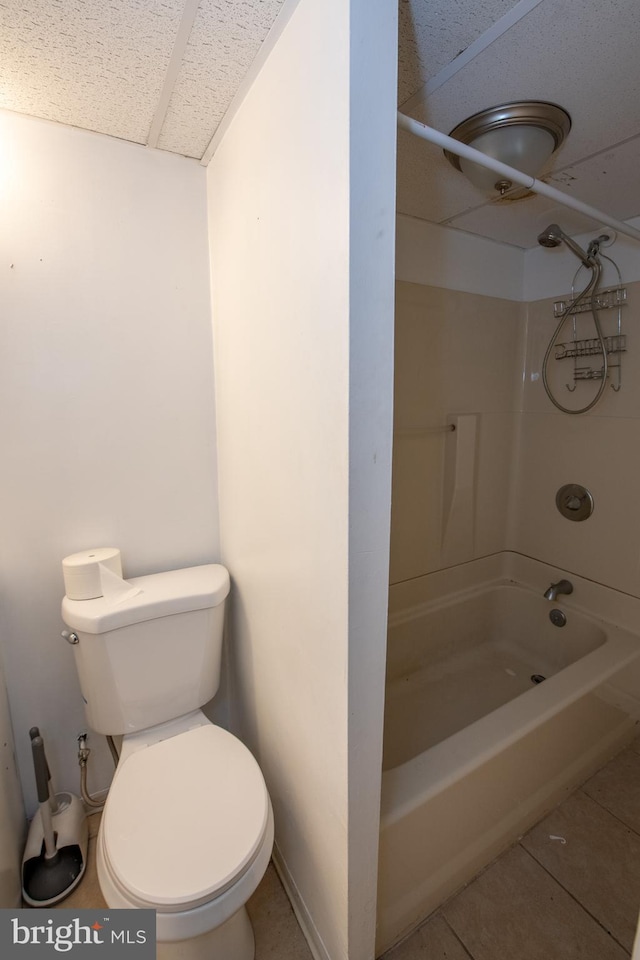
(376, 552), (640, 955)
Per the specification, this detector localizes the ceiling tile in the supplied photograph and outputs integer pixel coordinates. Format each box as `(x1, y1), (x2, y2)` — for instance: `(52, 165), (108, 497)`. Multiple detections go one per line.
(444, 138), (640, 248)
(157, 0), (286, 159)
(397, 131), (640, 247)
(0, 0), (183, 143)
(398, 0), (523, 106)
(398, 0), (640, 243)
(546, 137), (640, 224)
(446, 194), (598, 249)
(396, 126), (489, 223)
(411, 0), (640, 166)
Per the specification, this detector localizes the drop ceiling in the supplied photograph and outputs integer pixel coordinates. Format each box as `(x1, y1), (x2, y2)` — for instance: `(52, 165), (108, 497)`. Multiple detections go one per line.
(0, 1), (638, 249)
(0, 0), (287, 162)
(398, 0), (640, 248)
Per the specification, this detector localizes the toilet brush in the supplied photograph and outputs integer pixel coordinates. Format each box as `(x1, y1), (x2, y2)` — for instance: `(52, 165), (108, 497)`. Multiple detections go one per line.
(21, 733), (87, 906)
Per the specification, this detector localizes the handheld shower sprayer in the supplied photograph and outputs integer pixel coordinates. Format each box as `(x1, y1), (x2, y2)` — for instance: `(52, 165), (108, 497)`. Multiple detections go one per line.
(537, 223), (594, 267)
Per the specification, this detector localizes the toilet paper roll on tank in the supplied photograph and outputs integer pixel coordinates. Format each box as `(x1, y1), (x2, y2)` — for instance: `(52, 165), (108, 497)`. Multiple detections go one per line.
(62, 548), (142, 604)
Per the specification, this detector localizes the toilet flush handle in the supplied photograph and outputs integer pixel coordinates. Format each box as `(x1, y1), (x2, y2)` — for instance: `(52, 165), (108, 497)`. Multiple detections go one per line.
(61, 631), (79, 645)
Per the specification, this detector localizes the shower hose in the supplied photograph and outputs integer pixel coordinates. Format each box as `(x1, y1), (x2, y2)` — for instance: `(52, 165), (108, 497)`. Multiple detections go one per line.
(541, 257), (607, 415)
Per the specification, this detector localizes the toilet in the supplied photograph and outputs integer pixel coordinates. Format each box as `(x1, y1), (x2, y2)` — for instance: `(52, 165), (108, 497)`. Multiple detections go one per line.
(61, 563), (273, 960)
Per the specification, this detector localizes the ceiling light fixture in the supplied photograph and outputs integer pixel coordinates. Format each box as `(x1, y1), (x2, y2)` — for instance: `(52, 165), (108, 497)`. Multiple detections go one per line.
(443, 101), (571, 199)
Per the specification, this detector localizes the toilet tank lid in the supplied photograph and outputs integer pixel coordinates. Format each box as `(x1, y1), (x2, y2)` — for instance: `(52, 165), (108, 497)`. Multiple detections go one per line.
(61, 564), (230, 634)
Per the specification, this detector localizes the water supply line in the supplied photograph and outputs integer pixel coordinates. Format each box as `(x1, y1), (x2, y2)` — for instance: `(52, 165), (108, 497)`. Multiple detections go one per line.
(397, 112), (640, 244)
(77, 733), (119, 810)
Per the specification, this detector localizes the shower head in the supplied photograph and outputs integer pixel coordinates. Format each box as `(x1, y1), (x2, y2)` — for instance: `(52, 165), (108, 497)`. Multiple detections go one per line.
(537, 223), (563, 248)
(537, 223), (594, 267)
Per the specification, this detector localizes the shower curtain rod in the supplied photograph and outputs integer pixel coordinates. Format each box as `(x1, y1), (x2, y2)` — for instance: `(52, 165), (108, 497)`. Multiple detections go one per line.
(397, 112), (640, 244)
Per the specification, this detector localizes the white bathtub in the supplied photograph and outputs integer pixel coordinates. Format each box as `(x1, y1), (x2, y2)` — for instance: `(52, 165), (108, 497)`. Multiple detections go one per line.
(376, 552), (640, 955)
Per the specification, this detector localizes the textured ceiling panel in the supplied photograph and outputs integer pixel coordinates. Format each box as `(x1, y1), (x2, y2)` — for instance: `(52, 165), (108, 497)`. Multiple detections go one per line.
(397, 0), (523, 105)
(444, 193), (599, 250)
(156, 0), (286, 159)
(545, 138), (640, 225)
(444, 136), (640, 248)
(413, 0), (640, 167)
(0, 0), (183, 144)
(396, 126), (488, 224)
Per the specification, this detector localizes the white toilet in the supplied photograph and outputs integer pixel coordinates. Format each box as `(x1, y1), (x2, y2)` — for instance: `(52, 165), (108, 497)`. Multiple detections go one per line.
(61, 563), (273, 960)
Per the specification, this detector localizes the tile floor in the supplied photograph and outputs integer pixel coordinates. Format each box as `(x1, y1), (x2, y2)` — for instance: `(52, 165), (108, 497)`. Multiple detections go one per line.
(49, 737), (640, 960)
(383, 736), (640, 960)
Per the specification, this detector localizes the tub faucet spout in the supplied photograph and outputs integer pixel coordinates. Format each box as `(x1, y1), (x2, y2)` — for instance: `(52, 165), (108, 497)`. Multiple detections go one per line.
(544, 579), (573, 601)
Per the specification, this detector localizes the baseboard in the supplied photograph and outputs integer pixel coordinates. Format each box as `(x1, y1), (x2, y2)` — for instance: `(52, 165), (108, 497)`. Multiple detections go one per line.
(272, 843), (331, 960)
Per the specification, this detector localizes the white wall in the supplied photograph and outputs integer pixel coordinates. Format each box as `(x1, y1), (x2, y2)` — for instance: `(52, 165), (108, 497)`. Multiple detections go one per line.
(0, 647), (25, 907)
(347, 0), (397, 953)
(396, 213), (525, 300)
(0, 110), (219, 813)
(207, 1), (395, 957)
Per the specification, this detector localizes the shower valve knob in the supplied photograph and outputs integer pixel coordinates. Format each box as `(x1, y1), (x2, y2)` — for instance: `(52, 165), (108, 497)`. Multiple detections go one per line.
(556, 483), (594, 522)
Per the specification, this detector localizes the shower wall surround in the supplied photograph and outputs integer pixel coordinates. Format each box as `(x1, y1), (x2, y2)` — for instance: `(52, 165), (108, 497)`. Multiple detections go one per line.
(391, 281), (525, 583)
(393, 217), (640, 605)
(514, 281), (640, 597)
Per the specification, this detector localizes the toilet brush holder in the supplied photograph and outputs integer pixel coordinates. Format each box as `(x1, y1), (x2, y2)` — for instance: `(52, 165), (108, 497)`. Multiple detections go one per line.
(22, 729), (90, 907)
(22, 791), (88, 907)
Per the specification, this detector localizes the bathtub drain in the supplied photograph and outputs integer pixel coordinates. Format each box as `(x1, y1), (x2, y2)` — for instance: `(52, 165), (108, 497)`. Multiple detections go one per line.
(531, 674), (546, 684)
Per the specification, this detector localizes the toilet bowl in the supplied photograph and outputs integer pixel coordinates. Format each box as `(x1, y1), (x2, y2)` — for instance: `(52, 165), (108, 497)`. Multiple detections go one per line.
(96, 713), (274, 959)
(61, 561), (273, 959)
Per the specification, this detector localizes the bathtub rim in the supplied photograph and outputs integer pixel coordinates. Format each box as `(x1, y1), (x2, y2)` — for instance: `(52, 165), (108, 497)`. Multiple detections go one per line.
(390, 576), (612, 634)
(389, 550), (640, 636)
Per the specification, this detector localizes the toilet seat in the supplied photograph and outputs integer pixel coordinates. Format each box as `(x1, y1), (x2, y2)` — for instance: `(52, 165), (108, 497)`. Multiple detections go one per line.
(102, 724), (270, 911)
(97, 801), (274, 943)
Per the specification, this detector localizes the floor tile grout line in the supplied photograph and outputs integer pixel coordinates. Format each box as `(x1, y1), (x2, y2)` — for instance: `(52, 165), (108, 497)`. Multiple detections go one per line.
(379, 916), (430, 958)
(381, 743), (640, 959)
(578, 785), (640, 841)
(517, 843), (632, 956)
(439, 912), (477, 960)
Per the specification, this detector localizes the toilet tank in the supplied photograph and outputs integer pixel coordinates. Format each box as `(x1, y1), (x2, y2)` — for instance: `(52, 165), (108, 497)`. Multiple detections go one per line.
(61, 564), (230, 735)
